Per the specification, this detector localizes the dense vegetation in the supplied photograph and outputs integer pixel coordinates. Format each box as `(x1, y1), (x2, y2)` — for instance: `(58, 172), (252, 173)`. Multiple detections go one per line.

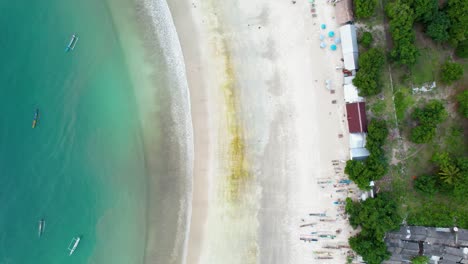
(445, 0), (468, 46)
(440, 61), (464, 84)
(386, 1), (419, 66)
(345, 119), (388, 189)
(360, 32), (373, 49)
(346, 193), (402, 264)
(346, 1), (467, 262)
(409, 100), (447, 143)
(354, 0), (378, 19)
(457, 90), (468, 118)
(414, 153), (468, 200)
(455, 40), (468, 58)
(353, 48), (385, 96)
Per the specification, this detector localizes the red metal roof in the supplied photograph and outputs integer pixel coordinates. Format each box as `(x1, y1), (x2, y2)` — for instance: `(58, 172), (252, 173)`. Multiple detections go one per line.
(346, 102), (367, 133)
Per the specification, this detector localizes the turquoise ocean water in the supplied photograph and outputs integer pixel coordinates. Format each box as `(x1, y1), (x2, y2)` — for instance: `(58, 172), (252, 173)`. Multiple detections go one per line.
(0, 0), (194, 263)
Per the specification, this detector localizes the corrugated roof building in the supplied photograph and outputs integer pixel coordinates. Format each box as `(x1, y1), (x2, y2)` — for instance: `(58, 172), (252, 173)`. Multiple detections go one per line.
(340, 24), (359, 71)
(335, 0), (354, 25)
(346, 102), (367, 133)
(384, 226), (468, 264)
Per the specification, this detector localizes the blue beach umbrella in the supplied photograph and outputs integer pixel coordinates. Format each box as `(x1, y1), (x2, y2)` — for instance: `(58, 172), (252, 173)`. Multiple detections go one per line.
(320, 34), (325, 40)
(320, 42), (327, 49)
(334, 37), (341, 44)
(330, 44), (337, 51)
(321, 24), (326, 30)
(328, 31), (335, 37)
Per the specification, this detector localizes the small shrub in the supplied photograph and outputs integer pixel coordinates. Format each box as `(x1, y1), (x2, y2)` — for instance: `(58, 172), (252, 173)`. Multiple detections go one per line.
(456, 90), (468, 118)
(440, 61), (464, 84)
(455, 40), (468, 58)
(360, 32), (373, 48)
(414, 174), (438, 195)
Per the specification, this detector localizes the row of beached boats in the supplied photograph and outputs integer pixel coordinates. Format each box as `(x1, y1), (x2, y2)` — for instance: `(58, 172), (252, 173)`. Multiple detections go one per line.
(38, 218), (81, 256)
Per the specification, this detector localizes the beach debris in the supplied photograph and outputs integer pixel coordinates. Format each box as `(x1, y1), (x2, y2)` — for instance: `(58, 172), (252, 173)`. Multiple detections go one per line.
(319, 218), (336, 222)
(331, 100), (337, 104)
(309, 212), (327, 217)
(313, 251), (332, 255)
(300, 222), (317, 228)
(333, 200), (345, 205)
(315, 256), (334, 259)
(300, 237), (318, 242)
(317, 178), (332, 184)
(319, 234), (336, 239)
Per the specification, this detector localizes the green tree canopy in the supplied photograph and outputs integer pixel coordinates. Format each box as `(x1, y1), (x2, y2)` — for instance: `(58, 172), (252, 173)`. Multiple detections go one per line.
(360, 31), (373, 48)
(456, 90), (468, 118)
(346, 193), (402, 240)
(349, 233), (391, 264)
(414, 174), (438, 195)
(455, 40), (468, 58)
(412, 100), (447, 126)
(354, 0), (378, 19)
(446, 0), (468, 46)
(426, 11), (451, 42)
(407, 0), (438, 23)
(410, 124), (436, 143)
(386, 1), (419, 65)
(353, 48), (385, 96)
(440, 61), (464, 84)
(410, 100), (447, 144)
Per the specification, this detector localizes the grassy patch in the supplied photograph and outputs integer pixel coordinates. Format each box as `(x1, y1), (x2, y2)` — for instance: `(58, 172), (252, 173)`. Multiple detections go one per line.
(411, 48), (440, 85)
(394, 86), (415, 121)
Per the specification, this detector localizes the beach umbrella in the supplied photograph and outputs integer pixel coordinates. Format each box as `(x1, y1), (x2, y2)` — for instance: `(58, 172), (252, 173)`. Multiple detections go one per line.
(319, 34), (325, 40)
(328, 31), (335, 37)
(320, 42), (327, 49)
(321, 24), (326, 30)
(330, 44), (337, 51)
(334, 37), (341, 44)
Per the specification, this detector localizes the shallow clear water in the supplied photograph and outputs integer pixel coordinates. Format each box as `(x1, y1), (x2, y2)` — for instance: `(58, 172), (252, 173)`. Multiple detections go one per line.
(0, 0), (150, 262)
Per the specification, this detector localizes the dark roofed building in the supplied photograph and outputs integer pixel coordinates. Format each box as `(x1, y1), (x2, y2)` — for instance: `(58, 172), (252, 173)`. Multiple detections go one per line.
(346, 102), (367, 133)
(384, 226), (468, 264)
(335, 0), (354, 25)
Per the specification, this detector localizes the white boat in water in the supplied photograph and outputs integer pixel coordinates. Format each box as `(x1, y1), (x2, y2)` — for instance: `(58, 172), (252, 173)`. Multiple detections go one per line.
(68, 237), (81, 256)
(65, 34), (79, 52)
(38, 219), (45, 237)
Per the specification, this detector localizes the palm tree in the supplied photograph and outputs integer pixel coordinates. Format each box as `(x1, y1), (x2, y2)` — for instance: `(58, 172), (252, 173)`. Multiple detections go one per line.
(438, 164), (461, 185)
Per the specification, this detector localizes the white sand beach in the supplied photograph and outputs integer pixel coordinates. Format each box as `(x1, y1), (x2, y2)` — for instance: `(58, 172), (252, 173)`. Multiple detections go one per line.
(168, 0), (359, 263)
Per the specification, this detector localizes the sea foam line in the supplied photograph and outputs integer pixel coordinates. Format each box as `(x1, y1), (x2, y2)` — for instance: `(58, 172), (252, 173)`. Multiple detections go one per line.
(142, 0), (194, 263)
